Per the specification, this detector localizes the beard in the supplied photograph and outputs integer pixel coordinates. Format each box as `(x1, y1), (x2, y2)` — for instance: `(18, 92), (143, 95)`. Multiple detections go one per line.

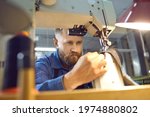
(59, 50), (81, 67)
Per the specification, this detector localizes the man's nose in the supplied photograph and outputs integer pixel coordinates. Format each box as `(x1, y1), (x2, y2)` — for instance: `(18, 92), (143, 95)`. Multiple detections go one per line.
(71, 44), (78, 52)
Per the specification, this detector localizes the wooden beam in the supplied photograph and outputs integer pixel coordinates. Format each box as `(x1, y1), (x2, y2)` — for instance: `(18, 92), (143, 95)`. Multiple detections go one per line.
(1, 85), (150, 100)
(0, 93), (18, 100)
(35, 11), (93, 28)
(36, 85), (150, 100)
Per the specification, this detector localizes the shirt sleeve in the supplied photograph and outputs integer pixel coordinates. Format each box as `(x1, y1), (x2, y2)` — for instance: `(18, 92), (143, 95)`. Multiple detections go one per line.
(35, 57), (65, 91)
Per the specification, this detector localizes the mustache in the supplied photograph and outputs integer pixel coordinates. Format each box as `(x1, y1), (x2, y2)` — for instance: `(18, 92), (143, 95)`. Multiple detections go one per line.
(70, 52), (81, 57)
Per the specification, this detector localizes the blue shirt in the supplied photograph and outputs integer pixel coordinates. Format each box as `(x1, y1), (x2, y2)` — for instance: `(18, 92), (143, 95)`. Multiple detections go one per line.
(35, 49), (92, 91)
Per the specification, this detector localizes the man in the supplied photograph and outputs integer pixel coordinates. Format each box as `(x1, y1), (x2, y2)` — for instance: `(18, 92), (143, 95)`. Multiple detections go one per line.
(35, 28), (107, 91)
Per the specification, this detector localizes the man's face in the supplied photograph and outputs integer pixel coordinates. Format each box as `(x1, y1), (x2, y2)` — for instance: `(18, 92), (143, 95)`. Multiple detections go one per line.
(55, 29), (83, 66)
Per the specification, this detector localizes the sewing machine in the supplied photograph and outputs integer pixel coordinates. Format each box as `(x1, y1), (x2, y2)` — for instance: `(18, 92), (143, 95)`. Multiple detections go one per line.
(0, 0), (133, 89)
(35, 0), (134, 89)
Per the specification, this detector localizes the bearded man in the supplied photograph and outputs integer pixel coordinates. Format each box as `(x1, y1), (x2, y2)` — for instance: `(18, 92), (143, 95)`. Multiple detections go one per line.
(35, 28), (107, 91)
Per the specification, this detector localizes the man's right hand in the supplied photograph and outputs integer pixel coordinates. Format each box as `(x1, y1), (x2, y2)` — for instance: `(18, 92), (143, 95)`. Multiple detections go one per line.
(64, 52), (107, 90)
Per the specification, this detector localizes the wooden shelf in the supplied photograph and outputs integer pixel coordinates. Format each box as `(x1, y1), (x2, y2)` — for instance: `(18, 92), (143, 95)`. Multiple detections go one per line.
(0, 93), (18, 100)
(1, 85), (150, 100)
(35, 85), (150, 100)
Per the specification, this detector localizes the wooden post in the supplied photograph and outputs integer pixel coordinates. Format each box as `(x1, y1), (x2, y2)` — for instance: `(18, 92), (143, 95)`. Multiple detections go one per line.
(18, 68), (36, 100)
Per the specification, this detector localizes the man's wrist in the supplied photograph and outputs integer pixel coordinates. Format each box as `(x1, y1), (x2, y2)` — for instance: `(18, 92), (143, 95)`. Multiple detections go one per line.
(63, 71), (79, 90)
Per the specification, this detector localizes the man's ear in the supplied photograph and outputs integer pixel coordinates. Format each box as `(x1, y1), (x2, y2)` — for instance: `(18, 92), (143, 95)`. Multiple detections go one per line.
(53, 37), (58, 48)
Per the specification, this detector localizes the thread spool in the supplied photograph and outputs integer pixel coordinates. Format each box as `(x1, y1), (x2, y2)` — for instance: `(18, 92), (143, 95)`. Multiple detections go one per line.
(2, 34), (34, 93)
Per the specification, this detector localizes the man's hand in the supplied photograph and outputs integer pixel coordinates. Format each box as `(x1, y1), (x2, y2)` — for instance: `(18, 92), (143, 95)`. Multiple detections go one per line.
(64, 52), (107, 90)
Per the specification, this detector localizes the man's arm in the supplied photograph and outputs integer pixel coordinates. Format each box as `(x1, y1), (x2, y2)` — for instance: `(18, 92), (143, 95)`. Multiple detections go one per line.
(63, 52), (107, 90)
(35, 52), (107, 91)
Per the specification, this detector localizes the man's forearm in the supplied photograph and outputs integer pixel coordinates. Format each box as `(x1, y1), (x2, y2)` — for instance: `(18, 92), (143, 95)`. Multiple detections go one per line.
(63, 71), (80, 90)
(36, 75), (65, 91)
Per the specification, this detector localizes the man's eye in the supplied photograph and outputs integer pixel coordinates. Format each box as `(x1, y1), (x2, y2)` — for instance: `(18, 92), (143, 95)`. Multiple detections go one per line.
(77, 41), (82, 45)
(66, 42), (73, 45)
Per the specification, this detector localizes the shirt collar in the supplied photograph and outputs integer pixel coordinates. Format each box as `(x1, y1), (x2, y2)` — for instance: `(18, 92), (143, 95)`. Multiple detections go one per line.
(50, 49), (62, 69)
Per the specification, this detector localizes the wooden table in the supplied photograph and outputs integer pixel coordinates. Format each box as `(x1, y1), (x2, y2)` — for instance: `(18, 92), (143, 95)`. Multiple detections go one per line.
(1, 85), (150, 100)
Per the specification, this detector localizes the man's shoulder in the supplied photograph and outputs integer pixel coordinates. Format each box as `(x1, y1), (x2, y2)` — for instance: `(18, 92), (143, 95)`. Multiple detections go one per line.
(36, 52), (56, 64)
